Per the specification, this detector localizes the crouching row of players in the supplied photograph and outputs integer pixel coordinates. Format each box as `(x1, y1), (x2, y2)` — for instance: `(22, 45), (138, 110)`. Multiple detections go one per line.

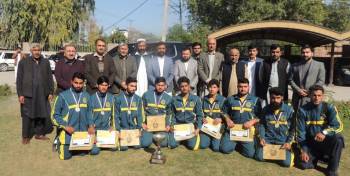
(51, 72), (343, 176)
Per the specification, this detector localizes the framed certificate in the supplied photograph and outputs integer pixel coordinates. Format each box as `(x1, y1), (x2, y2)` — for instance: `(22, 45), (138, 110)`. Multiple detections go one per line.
(229, 124), (255, 142)
(96, 130), (119, 148)
(201, 117), (222, 139)
(173, 123), (195, 141)
(119, 129), (140, 147)
(147, 115), (166, 132)
(69, 132), (94, 151)
(263, 144), (286, 160)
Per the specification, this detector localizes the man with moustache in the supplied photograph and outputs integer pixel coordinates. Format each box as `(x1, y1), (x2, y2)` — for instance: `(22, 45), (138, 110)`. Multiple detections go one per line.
(198, 38), (224, 97)
(192, 42), (203, 61)
(147, 42), (175, 94)
(174, 48), (198, 94)
(220, 78), (261, 158)
(242, 45), (263, 97)
(289, 45), (325, 110)
(112, 43), (138, 94)
(255, 87), (295, 167)
(222, 48), (247, 97)
(133, 39), (150, 97)
(259, 44), (290, 104)
(17, 44), (54, 144)
(115, 77), (152, 151)
(54, 44), (85, 94)
(51, 72), (95, 160)
(84, 38), (117, 94)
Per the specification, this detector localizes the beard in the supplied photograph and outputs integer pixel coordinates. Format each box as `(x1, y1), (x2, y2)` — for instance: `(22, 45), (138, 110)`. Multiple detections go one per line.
(271, 102), (282, 110)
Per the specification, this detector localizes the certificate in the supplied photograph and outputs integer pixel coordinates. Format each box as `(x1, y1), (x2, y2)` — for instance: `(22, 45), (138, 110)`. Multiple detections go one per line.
(147, 115), (166, 132)
(229, 124), (255, 142)
(263, 144), (286, 160)
(201, 117), (222, 139)
(96, 130), (119, 148)
(119, 129), (140, 147)
(173, 123), (195, 141)
(69, 132), (94, 151)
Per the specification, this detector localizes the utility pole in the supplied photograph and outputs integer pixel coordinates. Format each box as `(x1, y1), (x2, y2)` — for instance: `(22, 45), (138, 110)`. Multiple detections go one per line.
(161, 0), (169, 42)
(179, 0), (183, 27)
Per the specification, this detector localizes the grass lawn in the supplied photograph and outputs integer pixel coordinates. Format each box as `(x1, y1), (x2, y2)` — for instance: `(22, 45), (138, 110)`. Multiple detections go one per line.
(0, 95), (349, 176)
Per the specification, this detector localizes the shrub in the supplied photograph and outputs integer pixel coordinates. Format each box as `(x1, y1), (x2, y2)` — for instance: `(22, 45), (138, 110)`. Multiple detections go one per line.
(334, 101), (350, 120)
(0, 84), (12, 96)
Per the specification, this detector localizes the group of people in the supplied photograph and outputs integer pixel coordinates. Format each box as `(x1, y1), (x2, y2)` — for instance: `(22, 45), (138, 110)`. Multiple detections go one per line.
(15, 38), (344, 176)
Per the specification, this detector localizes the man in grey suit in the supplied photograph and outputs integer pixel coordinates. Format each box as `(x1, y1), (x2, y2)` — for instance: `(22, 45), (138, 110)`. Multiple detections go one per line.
(112, 43), (138, 94)
(147, 42), (175, 93)
(84, 38), (117, 94)
(174, 48), (198, 94)
(198, 38), (224, 97)
(290, 45), (325, 110)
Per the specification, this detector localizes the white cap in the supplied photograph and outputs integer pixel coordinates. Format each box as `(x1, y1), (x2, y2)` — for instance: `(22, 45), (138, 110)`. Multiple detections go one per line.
(136, 38), (146, 43)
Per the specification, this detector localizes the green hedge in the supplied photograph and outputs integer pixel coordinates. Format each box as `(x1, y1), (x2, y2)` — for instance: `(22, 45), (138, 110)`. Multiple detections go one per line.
(0, 84), (12, 96)
(334, 101), (350, 120)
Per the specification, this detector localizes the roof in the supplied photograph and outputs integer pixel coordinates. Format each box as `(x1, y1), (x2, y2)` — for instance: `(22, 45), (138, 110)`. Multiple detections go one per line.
(208, 21), (350, 46)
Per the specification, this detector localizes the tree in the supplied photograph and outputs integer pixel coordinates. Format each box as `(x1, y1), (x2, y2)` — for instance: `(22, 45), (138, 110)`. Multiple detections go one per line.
(186, 0), (347, 31)
(0, 0), (95, 48)
(324, 0), (350, 32)
(167, 24), (192, 42)
(106, 30), (127, 44)
(87, 18), (103, 45)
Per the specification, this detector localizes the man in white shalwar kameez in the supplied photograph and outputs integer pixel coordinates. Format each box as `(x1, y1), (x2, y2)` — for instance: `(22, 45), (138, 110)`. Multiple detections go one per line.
(134, 39), (150, 97)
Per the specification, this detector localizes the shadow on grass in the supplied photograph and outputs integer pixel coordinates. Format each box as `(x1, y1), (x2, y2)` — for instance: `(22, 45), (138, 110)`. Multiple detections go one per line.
(144, 147), (156, 154)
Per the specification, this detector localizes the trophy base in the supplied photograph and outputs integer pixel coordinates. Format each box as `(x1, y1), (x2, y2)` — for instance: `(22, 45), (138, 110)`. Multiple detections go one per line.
(150, 155), (166, 164)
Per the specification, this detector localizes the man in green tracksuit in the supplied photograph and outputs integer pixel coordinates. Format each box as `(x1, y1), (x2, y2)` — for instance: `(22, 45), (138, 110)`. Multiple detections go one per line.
(51, 72), (95, 160)
(168, 76), (203, 150)
(199, 79), (225, 152)
(142, 77), (173, 147)
(297, 85), (344, 176)
(255, 87), (295, 167)
(220, 78), (262, 158)
(115, 77), (152, 151)
(88, 76), (119, 154)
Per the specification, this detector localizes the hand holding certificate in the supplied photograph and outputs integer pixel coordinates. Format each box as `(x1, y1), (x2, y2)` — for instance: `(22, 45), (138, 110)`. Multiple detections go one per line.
(69, 132), (94, 151)
(263, 144), (286, 160)
(173, 123), (195, 141)
(229, 124), (255, 142)
(96, 130), (119, 148)
(201, 117), (222, 139)
(120, 129), (140, 147)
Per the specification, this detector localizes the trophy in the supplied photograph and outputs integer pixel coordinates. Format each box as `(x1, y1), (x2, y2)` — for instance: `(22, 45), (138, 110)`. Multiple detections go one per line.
(150, 133), (167, 164)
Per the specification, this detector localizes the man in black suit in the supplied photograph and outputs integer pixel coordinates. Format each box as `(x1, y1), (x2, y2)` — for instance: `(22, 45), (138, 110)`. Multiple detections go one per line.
(259, 44), (290, 104)
(222, 48), (247, 97)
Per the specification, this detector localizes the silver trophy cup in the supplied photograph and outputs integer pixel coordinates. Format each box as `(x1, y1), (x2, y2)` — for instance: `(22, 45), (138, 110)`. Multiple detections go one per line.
(150, 132), (166, 164)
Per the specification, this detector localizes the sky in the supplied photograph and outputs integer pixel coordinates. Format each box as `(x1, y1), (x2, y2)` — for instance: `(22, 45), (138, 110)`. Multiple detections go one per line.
(94, 0), (188, 36)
